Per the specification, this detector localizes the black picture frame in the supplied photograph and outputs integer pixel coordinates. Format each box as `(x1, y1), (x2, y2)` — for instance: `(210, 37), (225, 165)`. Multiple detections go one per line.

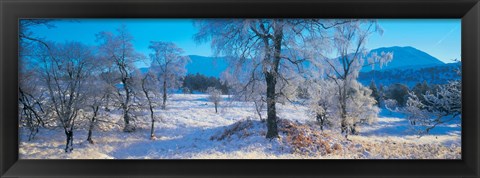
(1, 0), (479, 177)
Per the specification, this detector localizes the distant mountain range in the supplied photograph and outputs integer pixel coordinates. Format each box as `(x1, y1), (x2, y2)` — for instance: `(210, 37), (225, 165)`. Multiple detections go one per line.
(360, 46), (445, 72)
(141, 46), (460, 87)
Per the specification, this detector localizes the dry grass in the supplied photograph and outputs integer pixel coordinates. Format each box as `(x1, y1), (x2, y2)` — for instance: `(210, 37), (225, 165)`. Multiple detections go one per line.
(208, 118), (461, 159)
(210, 119), (254, 141)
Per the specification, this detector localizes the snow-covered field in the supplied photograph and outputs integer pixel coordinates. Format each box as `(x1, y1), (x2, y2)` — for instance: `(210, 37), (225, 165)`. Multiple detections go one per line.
(19, 94), (461, 159)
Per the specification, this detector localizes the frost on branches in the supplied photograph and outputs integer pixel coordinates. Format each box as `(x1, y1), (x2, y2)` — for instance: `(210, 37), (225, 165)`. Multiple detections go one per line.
(307, 20), (392, 137)
(404, 80), (461, 134)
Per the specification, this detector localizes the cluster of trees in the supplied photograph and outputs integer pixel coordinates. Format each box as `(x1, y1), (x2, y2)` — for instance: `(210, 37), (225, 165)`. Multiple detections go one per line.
(369, 80), (452, 109)
(181, 73), (230, 94)
(368, 73), (462, 134)
(195, 19), (394, 138)
(18, 21), (199, 152)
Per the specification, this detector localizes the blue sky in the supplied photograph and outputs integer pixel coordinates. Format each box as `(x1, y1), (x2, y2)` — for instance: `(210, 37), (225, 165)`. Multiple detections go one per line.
(29, 19), (461, 67)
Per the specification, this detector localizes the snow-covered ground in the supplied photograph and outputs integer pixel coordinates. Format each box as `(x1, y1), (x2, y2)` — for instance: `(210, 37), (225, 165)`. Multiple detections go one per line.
(19, 94), (461, 159)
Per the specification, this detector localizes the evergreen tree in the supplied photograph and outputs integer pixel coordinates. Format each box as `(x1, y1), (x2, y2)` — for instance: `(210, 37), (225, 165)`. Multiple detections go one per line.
(369, 80), (380, 106)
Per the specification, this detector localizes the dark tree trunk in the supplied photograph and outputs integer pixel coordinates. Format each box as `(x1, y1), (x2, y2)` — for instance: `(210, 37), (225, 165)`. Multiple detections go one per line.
(65, 129), (73, 152)
(105, 94), (110, 111)
(149, 104), (155, 139)
(162, 79), (167, 109)
(351, 123), (357, 135)
(122, 104), (132, 132)
(122, 78), (134, 132)
(339, 84), (349, 138)
(214, 103), (218, 113)
(316, 113), (325, 131)
(265, 73), (278, 139)
(265, 21), (283, 139)
(87, 106), (99, 144)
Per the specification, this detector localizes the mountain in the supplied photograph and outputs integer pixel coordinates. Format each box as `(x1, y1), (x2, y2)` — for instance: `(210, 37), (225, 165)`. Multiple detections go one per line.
(361, 46), (445, 72)
(141, 46), (449, 82)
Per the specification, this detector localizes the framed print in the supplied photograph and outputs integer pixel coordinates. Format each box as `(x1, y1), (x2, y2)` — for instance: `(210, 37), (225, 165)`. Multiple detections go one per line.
(1, 0), (479, 177)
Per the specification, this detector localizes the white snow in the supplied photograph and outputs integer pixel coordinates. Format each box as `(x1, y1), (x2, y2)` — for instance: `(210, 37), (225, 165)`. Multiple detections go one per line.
(19, 94), (461, 159)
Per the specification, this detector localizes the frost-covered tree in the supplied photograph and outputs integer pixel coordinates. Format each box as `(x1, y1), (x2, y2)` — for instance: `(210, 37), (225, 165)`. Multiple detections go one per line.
(194, 19), (351, 139)
(36, 41), (96, 152)
(207, 87), (222, 113)
(148, 41), (190, 109)
(307, 80), (338, 130)
(404, 80), (461, 134)
(384, 99), (398, 115)
(316, 20), (392, 137)
(369, 80), (381, 106)
(96, 25), (145, 132)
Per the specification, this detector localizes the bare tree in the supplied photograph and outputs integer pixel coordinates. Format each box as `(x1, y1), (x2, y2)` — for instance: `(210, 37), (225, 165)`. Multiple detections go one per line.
(139, 70), (161, 139)
(207, 87), (222, 113)
(84, 74), (110, 144)
(194, 19), (348, 139)
(96, 25), (145, 132)
(18, 70), (46, 141)
(36, 41), (96, 152)
(18, 20), (56, 140)
(148, 41), (189, 109)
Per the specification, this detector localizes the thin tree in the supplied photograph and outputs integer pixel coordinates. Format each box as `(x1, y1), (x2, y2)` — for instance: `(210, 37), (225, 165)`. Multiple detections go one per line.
(96, 25), (145, 132)
(139, 70), (161, 139)
(148, 41), (189, 109)
(318, 20), (393, 137)
(37, 41), (96, 152)
(84, 75), (109, 144)
(207, 87), (222, 113)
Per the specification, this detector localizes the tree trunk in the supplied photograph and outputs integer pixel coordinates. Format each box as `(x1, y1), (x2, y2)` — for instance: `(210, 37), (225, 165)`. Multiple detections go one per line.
(254, 100), (264, 122)
(214, 103), (218, 113)
(87, 106), (99, 144)
(149, 105), (155, 139)
(105, 94), (110, 111)
(65, 129), (73, 152)
(122, 78), (133, 132)
(162, 79), (167, 109)
(122, 104), (133, 132)
(265, 21), (283, 139)
(265, 73), (278, 139)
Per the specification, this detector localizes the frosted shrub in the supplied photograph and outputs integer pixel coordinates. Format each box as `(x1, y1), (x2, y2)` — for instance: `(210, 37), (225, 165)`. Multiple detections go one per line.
(207, 87), (222, 113)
